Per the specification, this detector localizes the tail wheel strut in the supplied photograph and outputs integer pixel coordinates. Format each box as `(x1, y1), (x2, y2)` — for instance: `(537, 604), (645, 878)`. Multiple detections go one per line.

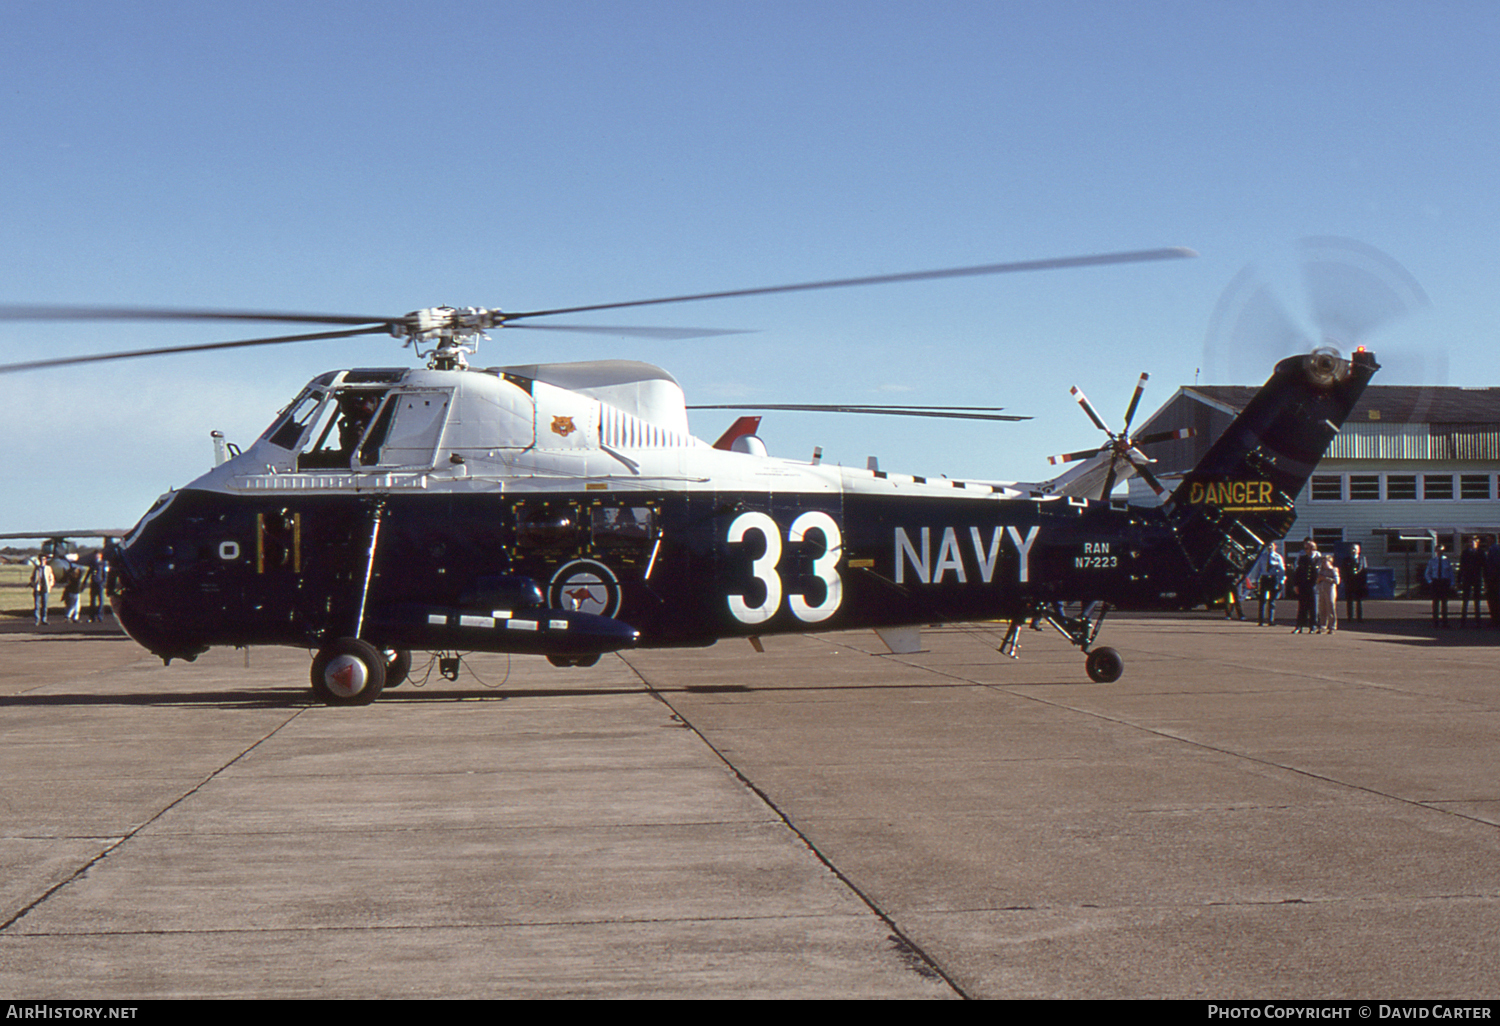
(1000, 601), (1124, 682)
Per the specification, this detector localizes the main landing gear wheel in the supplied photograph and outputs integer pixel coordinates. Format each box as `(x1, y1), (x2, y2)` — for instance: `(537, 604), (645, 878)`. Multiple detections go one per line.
(311, 638), (386, 706)
(1085, 646), (1124, 683)
(383, 649), (412, 688)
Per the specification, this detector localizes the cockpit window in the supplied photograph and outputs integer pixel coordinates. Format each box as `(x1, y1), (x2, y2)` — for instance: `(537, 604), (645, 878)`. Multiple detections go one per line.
(359, 391), (450, 469)
(267, 389), (327, 450)
(268, 383), (449, 469)
(299, 387), (388, 469)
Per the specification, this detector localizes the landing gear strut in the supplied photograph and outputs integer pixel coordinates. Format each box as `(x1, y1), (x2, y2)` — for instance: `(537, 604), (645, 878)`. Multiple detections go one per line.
(999, 601), (1123, 682)
(310, 502), (393, 706)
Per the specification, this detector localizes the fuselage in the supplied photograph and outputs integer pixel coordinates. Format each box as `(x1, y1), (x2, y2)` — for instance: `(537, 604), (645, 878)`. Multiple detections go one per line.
(108, 361), (1202, 663)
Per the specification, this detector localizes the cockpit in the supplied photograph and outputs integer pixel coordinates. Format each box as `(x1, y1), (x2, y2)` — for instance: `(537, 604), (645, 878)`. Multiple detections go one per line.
(261, 370), (459, 472)
(252, 367), (550, 474)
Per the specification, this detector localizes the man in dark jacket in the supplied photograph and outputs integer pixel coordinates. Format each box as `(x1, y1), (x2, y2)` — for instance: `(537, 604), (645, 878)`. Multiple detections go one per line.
(1486, 536), (1500, 628)
(1292, 538), (1321, 634)
(1341, 543), (1368, 622)
(1459, 536), (1486, 628)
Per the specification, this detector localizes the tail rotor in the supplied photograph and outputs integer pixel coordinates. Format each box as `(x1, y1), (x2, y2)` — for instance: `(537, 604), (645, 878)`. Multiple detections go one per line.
(1202, 237), (1434, 385)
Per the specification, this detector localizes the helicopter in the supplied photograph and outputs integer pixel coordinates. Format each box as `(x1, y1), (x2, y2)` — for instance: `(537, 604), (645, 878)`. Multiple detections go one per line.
(0, 248), (1378, 704)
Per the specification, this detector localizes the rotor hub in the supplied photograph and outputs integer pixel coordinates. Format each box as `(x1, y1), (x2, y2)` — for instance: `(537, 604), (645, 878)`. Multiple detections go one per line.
(394, 306), (508, 370)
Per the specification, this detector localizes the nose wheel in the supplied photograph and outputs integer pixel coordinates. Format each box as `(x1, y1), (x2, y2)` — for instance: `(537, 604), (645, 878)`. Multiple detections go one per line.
(311, 637), (387, 705)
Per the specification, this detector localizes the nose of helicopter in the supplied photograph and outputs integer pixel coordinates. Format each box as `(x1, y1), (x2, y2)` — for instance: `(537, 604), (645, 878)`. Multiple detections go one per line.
(106, 538), (209, 665)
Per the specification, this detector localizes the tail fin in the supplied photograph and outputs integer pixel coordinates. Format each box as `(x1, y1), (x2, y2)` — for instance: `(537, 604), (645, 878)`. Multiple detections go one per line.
(1163, 348), (1378, 580)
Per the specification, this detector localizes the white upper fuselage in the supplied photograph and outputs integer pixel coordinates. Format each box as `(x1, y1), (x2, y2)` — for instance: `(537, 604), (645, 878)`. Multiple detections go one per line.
(188, 360), (1046, 504)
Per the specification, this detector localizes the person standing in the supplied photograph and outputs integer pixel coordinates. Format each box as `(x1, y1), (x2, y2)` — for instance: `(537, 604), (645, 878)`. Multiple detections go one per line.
(1459, 536), (1486, 628)
(62, 566), (82, 623)
(30, 554), (54, 627)
(1341, 543), (1368, 622)
(1316, 554), (1341, 634)
(1426, 545), (1455, 628)
(1292, 538), (1321, 634)
(86, 551), (108, 622)
(1250, 542), (1286, 626)
(1224, 578), (1247, 621)
(1485, 536), (1500, 628)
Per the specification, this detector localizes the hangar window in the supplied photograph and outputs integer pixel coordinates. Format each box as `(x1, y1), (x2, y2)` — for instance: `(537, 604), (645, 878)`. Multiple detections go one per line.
(1385, 534), (1432, 556)
(1423, 474), (1454, 501)
(1348, 475), (1380, 501)
(1460, 474), (1492, 500)
(1311, 528), (1344, 550)
(1310, 476), (1342, 502)
(1386, 475), (1417, 501)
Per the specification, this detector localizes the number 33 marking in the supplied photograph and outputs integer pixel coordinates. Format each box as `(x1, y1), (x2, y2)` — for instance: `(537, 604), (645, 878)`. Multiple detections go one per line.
(727, 511), (843, 625)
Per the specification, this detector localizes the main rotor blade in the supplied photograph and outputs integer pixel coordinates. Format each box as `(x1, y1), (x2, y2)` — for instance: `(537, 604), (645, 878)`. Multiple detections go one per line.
(1121, 372), (1149, 431)
(0, 305), (396, 326)
(505, 248), (1197, 321)
(1099, 463), (1120, 501)
(688, 403), (1029, 422)
(1126, 454), (1168, 495)
(0, 325), (391, 375)
(1047, 445), (1106, 466)
(508, 323), (752, 340)
(1129, 426), (1194, 448)
(1070, 386), (1113, 435)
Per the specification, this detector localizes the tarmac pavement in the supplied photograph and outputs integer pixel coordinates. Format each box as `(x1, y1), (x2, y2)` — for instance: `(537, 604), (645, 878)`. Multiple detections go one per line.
(1, 603), (1497, 999)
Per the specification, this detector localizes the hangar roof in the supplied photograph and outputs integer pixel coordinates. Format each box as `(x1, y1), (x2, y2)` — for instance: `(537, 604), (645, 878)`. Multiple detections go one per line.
(1185, 384), (1500, 425)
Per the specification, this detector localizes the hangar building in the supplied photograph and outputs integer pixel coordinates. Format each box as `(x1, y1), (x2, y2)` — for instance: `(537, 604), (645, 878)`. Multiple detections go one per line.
(1129, 380), (1500, 596)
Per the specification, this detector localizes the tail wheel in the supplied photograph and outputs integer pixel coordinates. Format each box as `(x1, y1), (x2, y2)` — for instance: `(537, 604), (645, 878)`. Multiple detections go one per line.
(383, 649), (412, 688)
(1085, 646), (1124, 683)
(547, 654), (600, 668)
(311, 638), (386, 706)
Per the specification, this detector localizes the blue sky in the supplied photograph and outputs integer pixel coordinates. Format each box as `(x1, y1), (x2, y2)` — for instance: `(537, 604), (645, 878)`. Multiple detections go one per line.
(3, 0), (1497, 531)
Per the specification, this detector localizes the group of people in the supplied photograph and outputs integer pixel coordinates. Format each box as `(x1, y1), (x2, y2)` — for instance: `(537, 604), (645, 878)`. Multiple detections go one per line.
(1239, 538), (1366, 635)
(1233, 534), (1500, 634)
(1236, 538), (1360, 633)
(1431, 534), (1500, 628)
(29, 551), (108, 626)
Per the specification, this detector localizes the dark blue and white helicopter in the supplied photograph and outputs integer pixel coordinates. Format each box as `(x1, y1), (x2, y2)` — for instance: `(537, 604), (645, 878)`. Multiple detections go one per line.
(0, 249), (1378, 704)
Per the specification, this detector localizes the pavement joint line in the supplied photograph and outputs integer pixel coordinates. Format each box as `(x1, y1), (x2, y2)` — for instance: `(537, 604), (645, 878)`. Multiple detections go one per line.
(707, 627), (1500, 838)
(876, 633), (1500, 834)
(1105, 641), (1500, 704)
(871, 891), (1500, 917)
(0, 706), (309, 935)
(14, 819), (793, 839)
(5, 910), (882, 940)
(616, 650), (971, 999)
